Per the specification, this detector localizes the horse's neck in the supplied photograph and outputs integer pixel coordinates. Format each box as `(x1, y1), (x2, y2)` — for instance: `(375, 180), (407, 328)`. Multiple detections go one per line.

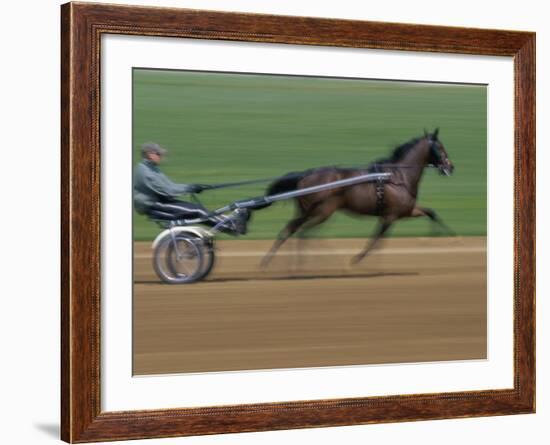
(396, 142), (431, 197)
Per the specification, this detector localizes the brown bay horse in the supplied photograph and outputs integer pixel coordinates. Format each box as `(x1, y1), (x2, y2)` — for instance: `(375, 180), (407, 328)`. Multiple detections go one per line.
(261, 129), (455, 266)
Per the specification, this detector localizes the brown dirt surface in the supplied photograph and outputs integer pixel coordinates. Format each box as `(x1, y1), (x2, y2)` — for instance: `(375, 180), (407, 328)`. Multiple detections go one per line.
(133, 237), (486, 375)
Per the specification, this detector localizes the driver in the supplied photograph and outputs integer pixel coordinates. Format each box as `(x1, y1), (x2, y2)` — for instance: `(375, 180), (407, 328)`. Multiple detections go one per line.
(133, 142), (249, 233)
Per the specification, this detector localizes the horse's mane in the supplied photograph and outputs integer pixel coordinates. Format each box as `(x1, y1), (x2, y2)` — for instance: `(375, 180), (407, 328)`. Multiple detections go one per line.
(367, 136), (422, 171)
(389, 137), (422, 161)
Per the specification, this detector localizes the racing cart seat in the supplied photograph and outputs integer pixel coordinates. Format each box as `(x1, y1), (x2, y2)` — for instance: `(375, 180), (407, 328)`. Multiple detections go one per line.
(147, 209), (180, 221)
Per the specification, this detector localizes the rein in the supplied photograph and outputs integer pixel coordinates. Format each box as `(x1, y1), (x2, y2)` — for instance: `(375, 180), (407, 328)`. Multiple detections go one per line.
(199, 165), (413, 192)
(198, 176), (282, 191)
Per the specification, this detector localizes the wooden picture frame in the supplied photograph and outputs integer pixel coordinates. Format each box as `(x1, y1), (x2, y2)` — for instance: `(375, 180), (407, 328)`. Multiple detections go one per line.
(61, 2), (535, 442)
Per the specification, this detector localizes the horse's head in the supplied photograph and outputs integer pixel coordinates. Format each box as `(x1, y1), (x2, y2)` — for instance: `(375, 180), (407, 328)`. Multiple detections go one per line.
(425, 128), (454, 176)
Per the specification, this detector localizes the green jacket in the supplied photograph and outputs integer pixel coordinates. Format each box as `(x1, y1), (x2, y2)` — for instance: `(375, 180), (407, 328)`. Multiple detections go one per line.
(133, 160), (195, 214)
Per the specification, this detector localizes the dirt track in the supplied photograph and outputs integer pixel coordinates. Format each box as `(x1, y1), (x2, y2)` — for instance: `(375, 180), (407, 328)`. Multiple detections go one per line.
(133, 237), (486, 375)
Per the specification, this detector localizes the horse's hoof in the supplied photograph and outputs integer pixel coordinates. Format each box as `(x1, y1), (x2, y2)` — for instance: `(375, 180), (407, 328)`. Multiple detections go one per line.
(259, 257), (272, 269)
(350, 254), (364, 265)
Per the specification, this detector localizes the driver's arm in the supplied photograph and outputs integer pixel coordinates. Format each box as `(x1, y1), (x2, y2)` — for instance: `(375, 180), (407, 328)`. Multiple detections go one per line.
(144, 171), (201, 198)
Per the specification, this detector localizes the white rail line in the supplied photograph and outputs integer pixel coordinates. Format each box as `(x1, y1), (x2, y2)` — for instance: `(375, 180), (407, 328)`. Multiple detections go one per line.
(134, 246), (485, 259)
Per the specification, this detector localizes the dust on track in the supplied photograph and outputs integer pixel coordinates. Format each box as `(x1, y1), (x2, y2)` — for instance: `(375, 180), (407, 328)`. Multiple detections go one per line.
(133, 237), (487, 375)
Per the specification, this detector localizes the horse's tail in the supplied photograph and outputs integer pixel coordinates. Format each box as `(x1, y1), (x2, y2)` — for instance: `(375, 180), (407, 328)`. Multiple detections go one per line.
(267, 170), (309, 195)
(253, 170), (310, 210)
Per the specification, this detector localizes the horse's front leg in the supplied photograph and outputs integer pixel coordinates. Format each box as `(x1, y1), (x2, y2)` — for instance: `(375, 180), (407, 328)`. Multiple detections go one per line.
(411, 207), (455, 236)
(351, 218), (393, 265)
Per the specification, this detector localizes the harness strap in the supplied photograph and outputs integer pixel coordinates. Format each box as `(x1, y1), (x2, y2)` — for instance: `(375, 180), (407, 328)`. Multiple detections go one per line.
(375, 176), (385, 215)
(369, 163), (386, 215)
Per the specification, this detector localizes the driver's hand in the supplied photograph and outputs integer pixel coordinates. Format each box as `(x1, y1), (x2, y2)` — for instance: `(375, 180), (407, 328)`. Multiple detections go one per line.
(195, 184), (212, 193)
(187, 184), (201, 194)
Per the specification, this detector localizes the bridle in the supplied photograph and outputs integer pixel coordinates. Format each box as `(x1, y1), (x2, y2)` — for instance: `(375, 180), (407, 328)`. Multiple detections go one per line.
(428, 138), (442, 164)
(428, 137), (452, 176)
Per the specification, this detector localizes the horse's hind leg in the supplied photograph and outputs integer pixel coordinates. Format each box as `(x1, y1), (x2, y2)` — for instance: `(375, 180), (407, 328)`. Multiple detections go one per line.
(292, 206), (337, 269)
(260, 213), (310, 268)
(261, 200), (336, 268)
(351, 218), (393, 265)
(412, 207), (455, 236)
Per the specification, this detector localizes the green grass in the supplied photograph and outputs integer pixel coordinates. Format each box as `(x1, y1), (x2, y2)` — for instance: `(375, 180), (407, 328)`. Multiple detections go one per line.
(133, 69), (486, 241)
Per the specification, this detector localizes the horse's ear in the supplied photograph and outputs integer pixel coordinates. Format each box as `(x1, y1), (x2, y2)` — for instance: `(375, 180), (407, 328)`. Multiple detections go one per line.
(433, 128), (439, 140)
(424, 128), (429, 138)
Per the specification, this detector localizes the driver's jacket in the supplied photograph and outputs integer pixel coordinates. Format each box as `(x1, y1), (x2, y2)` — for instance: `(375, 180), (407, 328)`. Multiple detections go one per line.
(133, 159), (195, 214)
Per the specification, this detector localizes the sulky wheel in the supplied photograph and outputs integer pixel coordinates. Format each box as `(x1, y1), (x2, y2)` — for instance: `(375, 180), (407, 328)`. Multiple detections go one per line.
(153, 233), (205, 284)
(192, 234), (216, 282)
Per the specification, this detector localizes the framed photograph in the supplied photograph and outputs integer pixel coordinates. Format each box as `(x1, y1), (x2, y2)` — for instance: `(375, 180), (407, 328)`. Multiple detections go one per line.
(61, 2), (535, 442)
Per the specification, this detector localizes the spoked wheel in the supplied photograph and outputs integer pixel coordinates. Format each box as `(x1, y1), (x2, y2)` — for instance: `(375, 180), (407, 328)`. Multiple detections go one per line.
(153, 233), (205, 284)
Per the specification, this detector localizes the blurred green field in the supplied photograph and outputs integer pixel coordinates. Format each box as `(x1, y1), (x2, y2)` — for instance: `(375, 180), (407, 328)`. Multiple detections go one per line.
(133, 69), (486, 241)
